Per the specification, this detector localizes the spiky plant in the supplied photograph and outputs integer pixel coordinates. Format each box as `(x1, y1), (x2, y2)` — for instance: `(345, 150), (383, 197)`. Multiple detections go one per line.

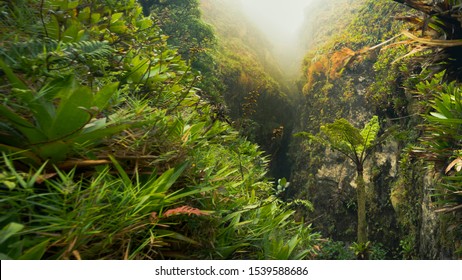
(392, 0), (462, 80)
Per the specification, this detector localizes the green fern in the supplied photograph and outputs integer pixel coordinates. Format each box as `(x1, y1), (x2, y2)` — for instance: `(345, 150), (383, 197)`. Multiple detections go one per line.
(63, 40), (114, 61)
(0, 39), (58, 67)
(286, 199), (314, 212)
(0, 39), (113, 71)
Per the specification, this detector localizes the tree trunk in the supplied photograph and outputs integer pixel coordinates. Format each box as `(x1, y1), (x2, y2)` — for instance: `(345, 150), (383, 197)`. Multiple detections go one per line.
(356, 168), (367, 244)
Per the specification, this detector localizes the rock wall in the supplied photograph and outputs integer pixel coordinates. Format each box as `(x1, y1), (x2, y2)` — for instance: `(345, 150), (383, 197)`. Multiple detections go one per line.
(289, 0), (456, 259)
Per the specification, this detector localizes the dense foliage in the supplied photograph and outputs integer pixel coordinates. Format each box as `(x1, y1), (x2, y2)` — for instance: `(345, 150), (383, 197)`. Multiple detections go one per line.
(1, 0), (461, 261)
(138, 0), (296, 180)
(140, 0), (223, 101)
(0, 0), (320, 260)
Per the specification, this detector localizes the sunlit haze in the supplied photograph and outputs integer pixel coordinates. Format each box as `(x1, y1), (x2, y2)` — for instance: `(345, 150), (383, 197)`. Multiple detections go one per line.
(238, 0), (315, 75)
(239, 0), (310, 39)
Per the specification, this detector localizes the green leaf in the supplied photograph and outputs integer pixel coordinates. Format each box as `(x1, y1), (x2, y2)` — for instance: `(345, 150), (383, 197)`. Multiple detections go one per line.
(126, 56), (150, 83)
(0, 144), (42, 166)
(82, 118), (107, 133)
(0, 105), (46, 143)
(321, 118), (362, 155)
(68, 1), (79, 9)
(9, 87), (56, 140)
(0, 223), (24, 245)
(165, 185), (218, 202)
(292, 249), (311, 260)
(427, 116), (462, 124)
(150, 161), (189, 194)
(2, 181), (16, 190)
(45, 15), (61, 40)
(155, 230), (199, 245)
(286, 234), (300, 258)
(94, 82), (119, 110)
(49, 86), (93, 139)
(0, 104), (35, 129)
(18, 239), (50, 260)
(35, 76), (73, 101)
(360, 115), (380, 149)
(111, 12), (124, 24)
(62, 25), (78, 43)
(109, 22), (128, 33)
(91, 13), (101, 24)
(434, 99), (453, 118)
(0, 59), (28, 90)
(136, 18), (152, 30)
(109, 155), (132, 187)
(217, 244), (251, 258)
(430, 112), (448, 119)
(35, 141), (70, 162)
(22, 161), (48, 188)
(72, 123), (132, 144)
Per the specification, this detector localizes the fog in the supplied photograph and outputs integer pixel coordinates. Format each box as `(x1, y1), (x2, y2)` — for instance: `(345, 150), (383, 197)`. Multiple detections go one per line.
(239, 0), (310, 41)
(238, 0), (317, 76)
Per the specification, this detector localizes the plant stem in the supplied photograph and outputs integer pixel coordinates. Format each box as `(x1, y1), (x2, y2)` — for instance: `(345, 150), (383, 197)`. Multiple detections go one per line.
(356, 168), (367, 244)
(40, 0), (48, 37)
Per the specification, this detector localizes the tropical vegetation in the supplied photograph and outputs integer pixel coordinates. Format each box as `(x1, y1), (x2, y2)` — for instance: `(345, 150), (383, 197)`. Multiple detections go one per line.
(1, 0), (462, 260)
(0, 0), (319, 260)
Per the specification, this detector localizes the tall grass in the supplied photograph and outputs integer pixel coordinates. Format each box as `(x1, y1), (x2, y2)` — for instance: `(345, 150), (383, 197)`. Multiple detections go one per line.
(0, 155), (213, 259)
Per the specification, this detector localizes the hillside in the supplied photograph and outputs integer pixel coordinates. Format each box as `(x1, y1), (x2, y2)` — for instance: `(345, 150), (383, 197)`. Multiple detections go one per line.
(199, 0), (296, 179)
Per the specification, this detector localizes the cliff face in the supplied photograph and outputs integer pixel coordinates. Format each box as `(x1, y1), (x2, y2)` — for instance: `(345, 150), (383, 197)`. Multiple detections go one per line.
(290, 0), (454, 259)
(290, 51), (402, 250)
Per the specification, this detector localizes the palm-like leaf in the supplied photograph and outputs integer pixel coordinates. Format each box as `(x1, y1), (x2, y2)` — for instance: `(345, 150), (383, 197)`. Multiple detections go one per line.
(320, 116), (380, 166)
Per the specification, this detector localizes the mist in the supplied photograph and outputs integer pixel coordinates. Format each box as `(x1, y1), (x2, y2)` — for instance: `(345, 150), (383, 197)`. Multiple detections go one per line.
(239, 0), (310, 41)
(237, 0), (318, 76)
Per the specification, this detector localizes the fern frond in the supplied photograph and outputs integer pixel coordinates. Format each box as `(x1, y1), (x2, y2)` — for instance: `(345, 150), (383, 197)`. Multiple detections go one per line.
(64, 41), (114, 60)
(0, 39), (59, 66)
(0, 39), (114, 68)
(286, 199), (314, 212)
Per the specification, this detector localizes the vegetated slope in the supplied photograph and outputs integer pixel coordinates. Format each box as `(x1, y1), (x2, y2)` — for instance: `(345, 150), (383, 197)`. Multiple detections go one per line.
(289, 0), (409, 257)
(299, 0), (367, 52)
(199, 0), (296, 180)
(291, 0), (462, 259)
(0, 0), (321, 260)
